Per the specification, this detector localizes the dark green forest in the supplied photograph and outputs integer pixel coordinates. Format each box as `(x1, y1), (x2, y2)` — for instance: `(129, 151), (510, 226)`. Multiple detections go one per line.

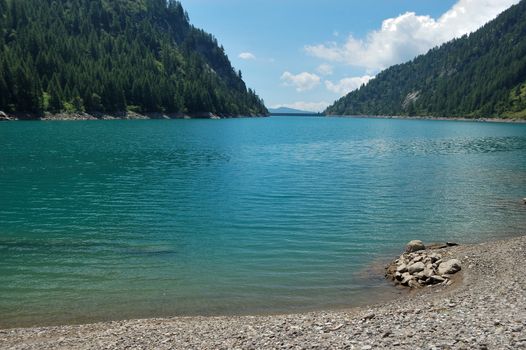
(0, 0), (267, 115)
(326, 0), (526, 119)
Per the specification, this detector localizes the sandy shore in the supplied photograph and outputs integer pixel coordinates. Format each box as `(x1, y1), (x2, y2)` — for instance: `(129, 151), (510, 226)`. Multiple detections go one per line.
(1, 235), (525, 349)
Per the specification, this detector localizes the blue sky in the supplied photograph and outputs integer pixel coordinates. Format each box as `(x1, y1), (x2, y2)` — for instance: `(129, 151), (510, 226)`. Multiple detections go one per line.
(179, 0), (519, 111)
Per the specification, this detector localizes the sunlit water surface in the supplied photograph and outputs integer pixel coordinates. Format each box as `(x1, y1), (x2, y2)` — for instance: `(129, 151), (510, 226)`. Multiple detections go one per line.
(1, 117), (525, 327)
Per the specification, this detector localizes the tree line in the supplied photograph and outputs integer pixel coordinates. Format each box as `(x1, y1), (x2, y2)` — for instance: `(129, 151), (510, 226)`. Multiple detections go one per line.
(0, 0), (267, 115)
(325, 1), (526, 119)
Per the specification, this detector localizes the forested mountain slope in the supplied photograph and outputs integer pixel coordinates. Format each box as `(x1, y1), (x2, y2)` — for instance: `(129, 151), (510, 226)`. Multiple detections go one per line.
(0, 0), (267, 116)
(325, 1), (526, 119)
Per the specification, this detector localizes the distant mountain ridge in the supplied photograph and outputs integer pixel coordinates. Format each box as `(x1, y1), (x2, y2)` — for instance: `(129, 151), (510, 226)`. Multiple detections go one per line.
(0, 0), (267, 116)
(268, 107), (318, 114)
(325, 1), (526, 119)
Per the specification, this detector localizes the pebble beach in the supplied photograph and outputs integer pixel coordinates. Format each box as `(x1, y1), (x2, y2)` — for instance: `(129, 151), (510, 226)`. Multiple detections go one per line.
(1, 235), (525, 350)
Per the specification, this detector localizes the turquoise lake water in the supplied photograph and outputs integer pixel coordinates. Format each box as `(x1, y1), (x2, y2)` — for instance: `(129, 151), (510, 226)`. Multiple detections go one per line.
(1, 117), (525, 328)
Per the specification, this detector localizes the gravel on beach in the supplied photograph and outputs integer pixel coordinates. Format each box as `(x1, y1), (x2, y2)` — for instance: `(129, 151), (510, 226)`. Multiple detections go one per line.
(1, 235), (525, 350)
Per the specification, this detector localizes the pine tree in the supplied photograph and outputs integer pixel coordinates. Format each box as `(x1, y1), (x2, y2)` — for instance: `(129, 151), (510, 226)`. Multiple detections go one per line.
(48, 75), (63, 113)
(89, 93), (103, 112)
(14, 65), (42, 113)
(0, 72), (8, 110)
(72, 95), (85, 112)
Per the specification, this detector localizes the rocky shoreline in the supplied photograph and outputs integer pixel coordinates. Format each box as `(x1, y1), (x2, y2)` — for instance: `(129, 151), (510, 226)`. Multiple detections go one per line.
(330, 114), (526, 123)
(1, 235), (525, 349)
(2, 111), (525, 123)
(0, 111), (268, 121)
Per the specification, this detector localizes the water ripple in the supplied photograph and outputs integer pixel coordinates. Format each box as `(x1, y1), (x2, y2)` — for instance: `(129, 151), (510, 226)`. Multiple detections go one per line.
(0, 118), (525, 327)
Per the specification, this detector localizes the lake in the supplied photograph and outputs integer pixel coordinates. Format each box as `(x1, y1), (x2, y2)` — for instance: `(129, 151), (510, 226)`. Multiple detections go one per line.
(1, 116), (525, 328)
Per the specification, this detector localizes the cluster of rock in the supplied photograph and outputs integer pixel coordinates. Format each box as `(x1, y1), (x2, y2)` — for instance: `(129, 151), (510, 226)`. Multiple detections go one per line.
(386, 240), (462, 288)
(0, 111), (13, 121)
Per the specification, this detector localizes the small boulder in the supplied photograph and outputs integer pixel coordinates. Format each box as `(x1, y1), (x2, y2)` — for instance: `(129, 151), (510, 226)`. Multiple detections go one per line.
(416, 273), (430, 285)
(396, 264), (408, 273)
(406, 240), (425, 253)
(438, 259), (462, 275)
(429, 253), (441, 263)
(430, 275), (446, 284)
(395, 272), (403, 281)
(0, 111), (10, 121)
(401, 272), (413, 285)
(408, 279), (421, 288)
(408, 261), (425, 274)
(412, 256), (423, 263)
(422, 268), (433, 278)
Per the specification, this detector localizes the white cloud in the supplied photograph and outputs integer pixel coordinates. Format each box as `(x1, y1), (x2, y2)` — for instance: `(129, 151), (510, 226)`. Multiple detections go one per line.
(273, 101), (330, 113)
(239, 52), (256, 60)
(305, 0), (519, 71)
(281, 71), (321, 92)
(316, 64), (334, 76)
(325, 75), (374, 95)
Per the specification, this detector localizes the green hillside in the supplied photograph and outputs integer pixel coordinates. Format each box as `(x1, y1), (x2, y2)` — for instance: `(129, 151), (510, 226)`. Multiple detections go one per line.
(325, 1), (526, 119)
(0, 0), (267, 116)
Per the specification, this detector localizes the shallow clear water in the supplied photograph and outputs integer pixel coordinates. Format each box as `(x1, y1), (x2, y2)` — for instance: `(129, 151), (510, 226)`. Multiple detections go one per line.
(1, 117), (525, 328)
